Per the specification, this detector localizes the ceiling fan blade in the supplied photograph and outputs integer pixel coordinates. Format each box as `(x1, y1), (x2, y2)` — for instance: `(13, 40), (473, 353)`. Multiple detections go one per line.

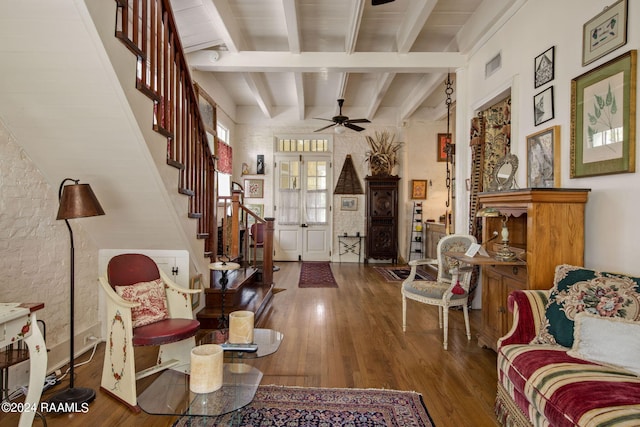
(346, 118), (371, 124)
(344, 123), (365, 132)
(372, 0), (394, 5)
(313, 117), (335, 122)
(314, 123), (337, 132)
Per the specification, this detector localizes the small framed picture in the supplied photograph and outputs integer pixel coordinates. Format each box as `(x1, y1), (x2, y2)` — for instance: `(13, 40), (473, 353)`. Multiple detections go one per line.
(533, 86), (554, 126)
(244, 179), (264, 198)
(582, 0), (628, 66)
(340, 197), (358, 211)
(246, 204), (264, 226)
(190, 274), (203, 310)
(527, 125), (561, 188)
(257, 154), (265, 175)
(411, 180), (427, 199)
(437, 133), (450, 162)
(534, 46), (554, 88)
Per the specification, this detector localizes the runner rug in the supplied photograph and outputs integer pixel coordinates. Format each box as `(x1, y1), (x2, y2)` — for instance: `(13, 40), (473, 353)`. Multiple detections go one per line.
(374, 266), (435, 282)
(298, 261), (338, 288)
(172, 385), (435, 427)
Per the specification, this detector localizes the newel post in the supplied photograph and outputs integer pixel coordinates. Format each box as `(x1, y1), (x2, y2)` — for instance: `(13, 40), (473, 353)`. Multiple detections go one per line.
(262, 218), (275, 285)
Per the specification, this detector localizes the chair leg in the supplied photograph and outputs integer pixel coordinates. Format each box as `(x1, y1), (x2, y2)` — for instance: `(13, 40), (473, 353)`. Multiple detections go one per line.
(463, 304), (471, 341)
(442, 307), (449, 351)
(438, 306), (443, 329)
(402, 295), (407, 332)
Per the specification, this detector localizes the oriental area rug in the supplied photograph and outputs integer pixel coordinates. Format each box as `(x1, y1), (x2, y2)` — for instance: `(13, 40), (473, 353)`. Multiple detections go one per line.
(172, 385), (435, 427)
(374, 266), (435, 282)
(298, 262), (339, 288)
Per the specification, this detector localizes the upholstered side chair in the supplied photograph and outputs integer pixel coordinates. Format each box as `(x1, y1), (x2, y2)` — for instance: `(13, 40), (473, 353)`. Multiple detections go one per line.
(402, 234), (476, 350)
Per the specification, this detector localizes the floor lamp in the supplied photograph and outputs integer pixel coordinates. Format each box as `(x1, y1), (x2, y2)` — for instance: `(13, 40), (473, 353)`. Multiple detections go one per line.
(49, 179), (105, 407)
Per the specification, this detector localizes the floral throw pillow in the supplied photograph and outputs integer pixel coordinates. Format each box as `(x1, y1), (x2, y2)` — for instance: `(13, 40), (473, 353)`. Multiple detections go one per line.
(532, 264), (640, 347)
(115, 279), (169, 328)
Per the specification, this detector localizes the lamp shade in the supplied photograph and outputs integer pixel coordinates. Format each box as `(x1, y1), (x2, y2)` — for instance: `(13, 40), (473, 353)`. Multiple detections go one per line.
(475, 207), (501, 217)
(56, 183), (105, 220)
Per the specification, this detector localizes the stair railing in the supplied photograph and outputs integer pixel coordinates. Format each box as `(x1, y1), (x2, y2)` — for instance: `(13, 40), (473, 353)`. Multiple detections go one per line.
(114, 0), (216, 259)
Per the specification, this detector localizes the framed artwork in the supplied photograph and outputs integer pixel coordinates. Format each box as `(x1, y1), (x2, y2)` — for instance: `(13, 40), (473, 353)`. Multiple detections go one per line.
(411, 180), (427, 199)
(527, 125), (561, 188)
(534, 46), (555, 88)
(582, 0), (628, 66)
(257, 154), (265, 175)
(190, 274), (203, 310)
(244, 179), (264, 198)
(340, 197), (358, 211)
(571, 50), (636, 178)
(246, 203), (264, 226)
(534, 86), (554, 126)
(437, 133), (450, 162)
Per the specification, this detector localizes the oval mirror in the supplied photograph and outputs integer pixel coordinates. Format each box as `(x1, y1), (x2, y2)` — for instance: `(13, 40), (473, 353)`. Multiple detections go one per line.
(490, 154), (518, 191)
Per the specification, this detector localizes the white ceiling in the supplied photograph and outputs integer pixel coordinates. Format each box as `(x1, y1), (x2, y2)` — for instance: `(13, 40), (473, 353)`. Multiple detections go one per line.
(172, 0), (519, 128)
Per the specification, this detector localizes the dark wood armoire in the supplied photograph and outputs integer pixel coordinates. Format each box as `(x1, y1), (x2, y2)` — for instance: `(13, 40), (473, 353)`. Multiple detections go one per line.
(365, 175), (400, 263)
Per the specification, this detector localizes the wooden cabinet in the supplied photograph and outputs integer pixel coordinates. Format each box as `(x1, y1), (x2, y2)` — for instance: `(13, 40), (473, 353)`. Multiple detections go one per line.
(476, 189), (589, 351)
(424, 222), (446, 260)
(365, 176), (400, 263)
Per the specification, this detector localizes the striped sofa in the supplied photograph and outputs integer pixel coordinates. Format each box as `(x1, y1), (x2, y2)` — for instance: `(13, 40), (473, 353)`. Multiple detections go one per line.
(495, 265), (640, 427)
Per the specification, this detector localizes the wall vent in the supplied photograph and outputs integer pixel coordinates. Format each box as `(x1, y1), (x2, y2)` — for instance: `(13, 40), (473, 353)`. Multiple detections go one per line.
(485, 52), (502, 78)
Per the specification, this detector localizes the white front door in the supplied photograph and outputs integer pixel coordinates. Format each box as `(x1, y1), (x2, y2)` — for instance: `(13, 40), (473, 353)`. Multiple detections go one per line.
(274, 154), (332, 261)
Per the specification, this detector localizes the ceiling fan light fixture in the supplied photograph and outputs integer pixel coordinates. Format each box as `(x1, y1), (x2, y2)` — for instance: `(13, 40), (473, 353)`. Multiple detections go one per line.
(334, 124), (347, 134)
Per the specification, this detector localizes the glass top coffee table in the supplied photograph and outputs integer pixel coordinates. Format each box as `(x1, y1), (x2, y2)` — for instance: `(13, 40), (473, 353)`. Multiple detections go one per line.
(137, 328), (283, 417)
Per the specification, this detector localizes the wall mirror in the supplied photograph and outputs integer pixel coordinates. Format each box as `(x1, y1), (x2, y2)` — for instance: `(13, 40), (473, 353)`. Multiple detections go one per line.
(490, 153), (518, 191)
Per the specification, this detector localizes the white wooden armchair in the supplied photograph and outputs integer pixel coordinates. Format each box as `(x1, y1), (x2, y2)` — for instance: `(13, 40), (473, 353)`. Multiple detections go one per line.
(98, 253), (201, 410)
(401, 234), (476, 350)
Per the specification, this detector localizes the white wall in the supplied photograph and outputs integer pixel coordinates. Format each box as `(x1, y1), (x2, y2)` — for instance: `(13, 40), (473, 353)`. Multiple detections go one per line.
(459, 0), (640, 275)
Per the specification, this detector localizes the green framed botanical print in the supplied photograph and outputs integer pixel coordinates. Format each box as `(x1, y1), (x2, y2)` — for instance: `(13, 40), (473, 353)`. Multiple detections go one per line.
(570, 50), (636, 178)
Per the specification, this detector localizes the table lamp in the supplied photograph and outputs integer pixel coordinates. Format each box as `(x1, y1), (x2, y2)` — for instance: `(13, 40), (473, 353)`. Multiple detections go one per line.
(49, 179), (104, 407)
(476, 207), (517, 262)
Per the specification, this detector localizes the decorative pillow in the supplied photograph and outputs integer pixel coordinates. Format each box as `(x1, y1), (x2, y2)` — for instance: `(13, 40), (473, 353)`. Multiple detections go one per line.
(115, 279), (169, 328)
(568, 312), (640, 375)
(532, 264), (640, 347)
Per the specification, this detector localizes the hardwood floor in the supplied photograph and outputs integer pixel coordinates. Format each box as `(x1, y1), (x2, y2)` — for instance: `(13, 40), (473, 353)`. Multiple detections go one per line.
(1, 262), (499, 427)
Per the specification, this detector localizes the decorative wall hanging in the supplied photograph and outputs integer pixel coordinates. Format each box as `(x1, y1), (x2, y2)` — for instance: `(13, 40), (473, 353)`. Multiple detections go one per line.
(535, 46), (555, 88)
(481, 98), (512, 191)
(534, 86), (554, 126)
(216, 140), (233, 174)
(527, 125), (561, 187)
(582, 0), (628, 66)
(571, 50), (636, 177)
(335, 154), (364, 194)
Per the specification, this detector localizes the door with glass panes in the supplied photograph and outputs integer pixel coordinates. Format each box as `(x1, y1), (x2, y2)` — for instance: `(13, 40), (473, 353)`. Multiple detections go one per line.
(274, 154), (332, 261)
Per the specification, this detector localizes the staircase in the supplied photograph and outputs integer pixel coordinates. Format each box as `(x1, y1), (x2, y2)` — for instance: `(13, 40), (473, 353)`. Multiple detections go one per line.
(110, 0), (274, 328)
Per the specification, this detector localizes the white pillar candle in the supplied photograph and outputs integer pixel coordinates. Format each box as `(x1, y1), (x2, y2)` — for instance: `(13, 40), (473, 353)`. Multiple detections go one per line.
(228, 310), (254, 344)
(190, 344), (223, 394)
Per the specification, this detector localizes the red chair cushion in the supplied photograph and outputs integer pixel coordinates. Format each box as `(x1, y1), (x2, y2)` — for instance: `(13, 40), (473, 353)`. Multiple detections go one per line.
(108, 254), (160, 287)
(132, 318), (200, 346)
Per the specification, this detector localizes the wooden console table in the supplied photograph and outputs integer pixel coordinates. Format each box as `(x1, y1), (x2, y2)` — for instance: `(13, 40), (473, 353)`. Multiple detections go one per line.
(0, 303), (47, 427)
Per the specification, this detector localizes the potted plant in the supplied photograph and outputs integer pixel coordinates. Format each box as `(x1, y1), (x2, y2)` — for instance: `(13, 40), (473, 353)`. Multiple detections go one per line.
(365, 131), (403, 176)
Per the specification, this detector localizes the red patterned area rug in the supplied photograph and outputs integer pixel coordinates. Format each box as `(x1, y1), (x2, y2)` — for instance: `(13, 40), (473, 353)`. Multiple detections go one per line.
(298, 262), (338, 288)
(374, 266), (435, 282)
(172, 385), (435, 427)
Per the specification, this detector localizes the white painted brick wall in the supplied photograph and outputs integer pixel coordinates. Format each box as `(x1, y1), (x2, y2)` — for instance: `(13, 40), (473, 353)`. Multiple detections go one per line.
(1, 120), (100, 377)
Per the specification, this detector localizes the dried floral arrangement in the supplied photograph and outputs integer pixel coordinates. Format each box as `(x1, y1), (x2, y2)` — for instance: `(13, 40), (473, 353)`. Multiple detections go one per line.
(365, 131), (403, 176)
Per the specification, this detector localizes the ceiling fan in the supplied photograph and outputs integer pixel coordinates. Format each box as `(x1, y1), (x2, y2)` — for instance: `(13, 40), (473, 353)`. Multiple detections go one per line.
(313, 99), (371, 133)
(372, 0), (395, 5)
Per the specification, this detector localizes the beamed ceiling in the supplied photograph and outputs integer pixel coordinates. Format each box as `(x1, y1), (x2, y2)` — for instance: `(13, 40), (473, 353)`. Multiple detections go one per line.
(171, 0), (521, 126)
